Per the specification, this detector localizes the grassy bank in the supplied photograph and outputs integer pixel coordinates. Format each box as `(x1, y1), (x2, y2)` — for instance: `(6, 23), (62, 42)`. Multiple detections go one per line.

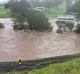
(0, 6), (11, 18)
(6, 58), (80, 74)
(28, 58), (80, 74)
(0, 54), (80, 74)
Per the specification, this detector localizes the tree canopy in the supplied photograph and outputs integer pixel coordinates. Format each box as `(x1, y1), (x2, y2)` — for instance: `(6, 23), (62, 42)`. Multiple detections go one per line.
(67, 0), (80, 18)
(65, 0), (72, 11)
(6, 0), (52, 31)
(68, 0), (80, 12)
(31, 0), (64, 8)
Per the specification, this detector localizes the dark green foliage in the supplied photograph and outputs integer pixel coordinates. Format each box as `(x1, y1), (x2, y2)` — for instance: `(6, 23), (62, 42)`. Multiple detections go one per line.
(31, 0), (64, 8)
(6, 0), (31, 30)
(68, 0), (80, 33)
(65, 22), (74, 32)
(7, 0), (32, 20)
(67, 0), (80, 16)
(74, 24), (80, 33)
(65, 0), (72, 11)
(67, 0), (80, 34)
(31, 0), (43, 7)
(54, 0), (64, 8)
(69, 0), (80, 13)
(6, 0), (52, 31)
(4, 4), (9, 9)
(43, 0), (64, 9)
(27, 10), (53, 31)
(0, 23), (4, 28)
(13, 24), (24, 30)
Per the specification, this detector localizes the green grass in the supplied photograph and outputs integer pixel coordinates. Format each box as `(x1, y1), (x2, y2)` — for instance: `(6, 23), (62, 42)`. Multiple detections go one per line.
(28, 59), (80, 74)
(43, 2), (66, 19)
(0, 2), (66, 18)
(0, 2), (66, 19)
(0, 6), (11, 18)
(1, 55), (80, 74)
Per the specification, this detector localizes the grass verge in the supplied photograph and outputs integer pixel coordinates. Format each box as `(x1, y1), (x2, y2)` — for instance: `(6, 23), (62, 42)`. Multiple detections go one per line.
(0, 54), (80, 74)
(8, 57), (80, 74)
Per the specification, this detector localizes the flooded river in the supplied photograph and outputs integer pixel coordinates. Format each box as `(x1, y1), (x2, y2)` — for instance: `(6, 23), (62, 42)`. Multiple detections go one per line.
(0, 18), (80, 62)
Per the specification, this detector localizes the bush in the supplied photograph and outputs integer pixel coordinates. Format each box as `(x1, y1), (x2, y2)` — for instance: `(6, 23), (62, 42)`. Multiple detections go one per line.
(13, 25), (23, 30)
(13, 23), (29, 31)
(7, 0), (53, 32)
(74, 24), (80, 33)
(0, 23), (4, 28)
(13, 22), (24, 30)
(27, 10), (53, 31)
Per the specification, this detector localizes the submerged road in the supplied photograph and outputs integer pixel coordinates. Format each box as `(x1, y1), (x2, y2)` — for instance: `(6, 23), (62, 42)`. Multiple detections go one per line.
(0, 18), (80, 62)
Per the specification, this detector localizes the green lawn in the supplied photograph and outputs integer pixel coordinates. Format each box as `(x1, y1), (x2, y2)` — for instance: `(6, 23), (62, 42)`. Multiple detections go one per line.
(28, 58), (80, 74)
(0, 6), (11, 18)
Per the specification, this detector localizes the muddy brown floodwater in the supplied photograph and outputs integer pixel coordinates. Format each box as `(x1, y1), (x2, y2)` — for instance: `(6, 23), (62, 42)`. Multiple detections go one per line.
(0, 18), (80, 62)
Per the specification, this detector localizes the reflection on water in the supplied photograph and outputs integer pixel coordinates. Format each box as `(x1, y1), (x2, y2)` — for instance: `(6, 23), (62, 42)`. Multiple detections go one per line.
(0, 18), (80, 62)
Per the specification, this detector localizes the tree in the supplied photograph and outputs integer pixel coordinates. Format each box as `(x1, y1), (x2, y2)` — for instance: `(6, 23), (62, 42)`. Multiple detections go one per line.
(6, 0), (32, 31)
(27, 10), (52, 31)
(31, 0), (43, 7)
(6, 0), (52, 31)
(68, 0), (80, 18)
(31, 0), (64, 9)
(43, 0), (64, 9)
(54, 0), (64, 8)
(65, 0), (72, 11)
(68, 0), (80, 33)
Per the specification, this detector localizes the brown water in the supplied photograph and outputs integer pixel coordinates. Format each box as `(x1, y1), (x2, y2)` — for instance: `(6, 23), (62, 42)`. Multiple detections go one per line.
(0, 18), (80, 62)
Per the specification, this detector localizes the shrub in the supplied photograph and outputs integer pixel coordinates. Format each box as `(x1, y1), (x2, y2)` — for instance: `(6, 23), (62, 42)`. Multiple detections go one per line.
(74, 24), (80, 33)
(0, 23), (4, 28)
(13, 22), (29, 31)
(27, 10), (53, 31)
(13, 24), (23, 30)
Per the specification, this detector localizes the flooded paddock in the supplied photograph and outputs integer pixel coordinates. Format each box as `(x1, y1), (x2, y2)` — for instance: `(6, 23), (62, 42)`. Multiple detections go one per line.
(0, 18), (80, 62)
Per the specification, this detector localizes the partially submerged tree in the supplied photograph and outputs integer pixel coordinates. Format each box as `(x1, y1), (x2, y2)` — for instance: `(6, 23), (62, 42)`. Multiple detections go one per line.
(0, 23), (4, 28)
(6, 0), (52, 31)
(27, 10), (52, 31)
(5, 0), (31, 31)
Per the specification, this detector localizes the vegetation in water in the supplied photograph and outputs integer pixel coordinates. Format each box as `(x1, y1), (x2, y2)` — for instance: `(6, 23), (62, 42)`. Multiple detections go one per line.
(6, 0), (52, 31)
(0, 23), (4, 28)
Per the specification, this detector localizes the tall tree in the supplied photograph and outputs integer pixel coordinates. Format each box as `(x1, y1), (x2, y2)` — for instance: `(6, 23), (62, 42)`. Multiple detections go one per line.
(54, 0), (64, 8)
(43, 0), (64, 9)
(65, 0), (72, 11)
(6, 0), (52, 31)
(68, 0), (80, 15)
(6, 0), (32, 30)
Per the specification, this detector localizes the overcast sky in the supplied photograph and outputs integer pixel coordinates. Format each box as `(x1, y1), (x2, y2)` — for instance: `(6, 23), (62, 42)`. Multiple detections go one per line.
(0, 0), (9, 3)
